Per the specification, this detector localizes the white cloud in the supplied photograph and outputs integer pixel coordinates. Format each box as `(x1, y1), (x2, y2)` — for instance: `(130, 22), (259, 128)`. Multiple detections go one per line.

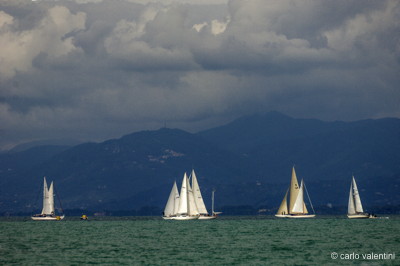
(0, 6), (86, 79)
(0, 0), (399, 149)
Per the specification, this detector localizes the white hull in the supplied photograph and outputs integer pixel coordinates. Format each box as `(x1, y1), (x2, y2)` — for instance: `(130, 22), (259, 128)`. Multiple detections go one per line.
(198, 215), (217, 220)
(171, 215), (199, 220)
(275, 214), (290, 218)
(162, 216), (176, 220)
(347, 214), (370, 219)
(31, 215), (65, 221)
(286, 214), (316, 219)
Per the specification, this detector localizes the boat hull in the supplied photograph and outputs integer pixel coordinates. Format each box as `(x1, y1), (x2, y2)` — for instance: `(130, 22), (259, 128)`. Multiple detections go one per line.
(198, 215), (217, 220)
(31, 215), (65, 221)
(275, 214), (290, 218)
(171, 215), (199, 220)
(286, 214), (316, 218)
(162, 216), (176, 220)
(347, 214), (370, 219)
(275, 214), (315, 218)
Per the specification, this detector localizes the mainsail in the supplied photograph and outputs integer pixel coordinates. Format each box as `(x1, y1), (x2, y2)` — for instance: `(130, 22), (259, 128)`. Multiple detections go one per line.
(348, 182), (356, 214)
(164, 181), (179, 216)
(177, 173), (199, 216)
(41, 177), (54, 215)
(348, 176), (364, 214)
(191, 169), (208, 215)
(177, 173), (189, 215)
(187, 180), (200, 216)
(289, 167), (300, 214)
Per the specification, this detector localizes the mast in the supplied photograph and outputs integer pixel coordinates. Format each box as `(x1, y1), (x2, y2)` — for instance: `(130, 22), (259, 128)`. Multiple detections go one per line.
(212, 189), (215, 215)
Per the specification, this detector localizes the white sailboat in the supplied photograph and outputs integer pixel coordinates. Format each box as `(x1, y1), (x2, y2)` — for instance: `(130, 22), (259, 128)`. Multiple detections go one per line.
(275, 167), (315, 218)
(347, 176), (370, 219)
(171, 172), (200, 220)
(162, 181), (180, 220)
(32, 177), (65, 221)
(191, 169), (217, 220)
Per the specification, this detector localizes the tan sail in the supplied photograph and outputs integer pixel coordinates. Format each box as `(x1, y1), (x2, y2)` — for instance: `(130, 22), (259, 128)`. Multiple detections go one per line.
(276, 189), (289, 215)
(289, 167), (300, 214)
(303, 202), (308, 214)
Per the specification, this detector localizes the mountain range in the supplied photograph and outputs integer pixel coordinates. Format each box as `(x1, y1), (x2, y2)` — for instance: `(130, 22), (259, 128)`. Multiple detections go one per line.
(1, 112), (399, 215)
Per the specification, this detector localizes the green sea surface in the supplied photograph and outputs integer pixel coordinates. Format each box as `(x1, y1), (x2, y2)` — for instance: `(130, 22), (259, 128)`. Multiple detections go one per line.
(0, 216), (398, 265)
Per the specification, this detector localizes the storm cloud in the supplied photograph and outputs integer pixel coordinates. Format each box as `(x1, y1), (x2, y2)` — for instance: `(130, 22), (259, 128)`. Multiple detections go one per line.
(0, 0), (399, 149)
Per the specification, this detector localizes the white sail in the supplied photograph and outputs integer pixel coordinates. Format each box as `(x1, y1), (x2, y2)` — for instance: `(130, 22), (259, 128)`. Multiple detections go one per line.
(164, 181), (179, 216)
(48, 181), (55, 214)
(41, 177), (54, 215)
(32, 177), (64, 221)
(289, 167), (300, 214)
(177, 173), (189, 215)
(187, 180), (200, 216)
(351, 176), (364, 213)
(348, 182), (356, 215)
(174, 182), (180, 214)
(191, 169), (208, 215)
(291, 179), (305, 214)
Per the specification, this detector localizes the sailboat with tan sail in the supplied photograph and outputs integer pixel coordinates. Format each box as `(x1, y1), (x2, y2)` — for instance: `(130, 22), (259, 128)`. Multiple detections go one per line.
(275, 167), (315, 218)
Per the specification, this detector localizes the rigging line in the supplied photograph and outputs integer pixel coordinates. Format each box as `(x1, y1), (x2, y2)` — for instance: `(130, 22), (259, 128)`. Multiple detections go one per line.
(188, 171), (192, 182)
(33, 178), (43, 213)
(54, 185), (64, 214)
(304, 182), (315, 214)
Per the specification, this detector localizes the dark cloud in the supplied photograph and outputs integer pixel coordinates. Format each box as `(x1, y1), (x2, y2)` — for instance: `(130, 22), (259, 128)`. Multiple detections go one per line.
(0, 0), (399, 150)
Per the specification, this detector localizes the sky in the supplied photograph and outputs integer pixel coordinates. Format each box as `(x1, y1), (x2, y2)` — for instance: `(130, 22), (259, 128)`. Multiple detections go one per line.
(0, 0), (399, 150)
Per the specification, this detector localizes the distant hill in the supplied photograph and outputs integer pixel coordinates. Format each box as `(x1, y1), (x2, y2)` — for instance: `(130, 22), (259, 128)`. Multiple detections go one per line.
(0, 128), (247, 213)
(198, 112), (400, 210)
(8, 139), (82, 153)
(1, 112), (399, 215)
(198, 112), (400, 182)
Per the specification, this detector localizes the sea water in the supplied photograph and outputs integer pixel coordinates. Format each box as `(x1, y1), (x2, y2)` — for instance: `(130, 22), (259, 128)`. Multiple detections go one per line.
(0, 216), (398, 265)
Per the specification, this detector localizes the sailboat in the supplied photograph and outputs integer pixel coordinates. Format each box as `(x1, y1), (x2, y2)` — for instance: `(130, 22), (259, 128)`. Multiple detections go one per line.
(162, 181), (180, 220)
(171, 172), (200, 220)
(191, 169), (218, 219)
(32, 177), (65, 221)
(347, 176), (371, 219)
(275, 167), (315, 218)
